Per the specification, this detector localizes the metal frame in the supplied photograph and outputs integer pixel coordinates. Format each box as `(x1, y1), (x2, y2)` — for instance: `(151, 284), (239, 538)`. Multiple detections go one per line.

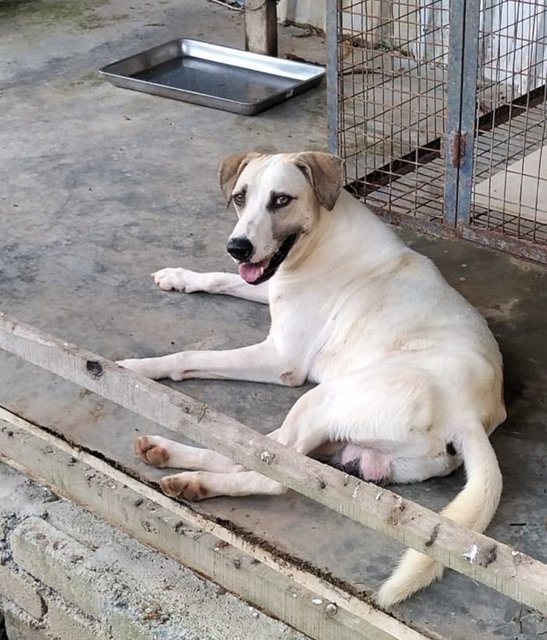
(327, 0), (340, 156)
(444, 0), (481, 227)
(330, 0), (547, 263)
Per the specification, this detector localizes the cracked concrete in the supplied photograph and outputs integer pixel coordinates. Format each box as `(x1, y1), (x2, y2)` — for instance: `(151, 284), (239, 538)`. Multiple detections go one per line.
(0, 464), (307, 640)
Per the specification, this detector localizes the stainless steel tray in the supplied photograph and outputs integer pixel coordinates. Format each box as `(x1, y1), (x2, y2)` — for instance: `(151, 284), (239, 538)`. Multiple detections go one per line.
(99, 39), (325, 115)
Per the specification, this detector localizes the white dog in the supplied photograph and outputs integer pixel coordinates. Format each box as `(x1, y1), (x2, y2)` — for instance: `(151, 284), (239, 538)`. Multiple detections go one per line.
(119, 151), (506, 607)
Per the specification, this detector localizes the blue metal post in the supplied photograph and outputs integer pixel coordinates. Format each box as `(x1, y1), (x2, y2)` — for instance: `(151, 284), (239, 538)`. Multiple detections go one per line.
(326, 0), (339, 156)
(444, 0), (480, 226)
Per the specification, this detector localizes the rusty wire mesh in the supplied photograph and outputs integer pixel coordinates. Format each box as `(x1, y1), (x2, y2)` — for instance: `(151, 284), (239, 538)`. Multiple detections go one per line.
(471, 0), (547, 246)
(335, 0), (547, 258)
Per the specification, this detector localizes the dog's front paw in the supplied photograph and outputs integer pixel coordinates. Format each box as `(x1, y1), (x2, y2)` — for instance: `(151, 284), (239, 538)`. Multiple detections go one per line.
(152, 267), (199, 292)
(117, 356), (184, 381)
(116, 357), (163, 379)
(160, 472), (210, 501)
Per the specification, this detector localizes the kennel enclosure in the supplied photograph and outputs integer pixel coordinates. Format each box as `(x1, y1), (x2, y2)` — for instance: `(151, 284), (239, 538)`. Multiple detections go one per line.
(327, 0), (547, 262)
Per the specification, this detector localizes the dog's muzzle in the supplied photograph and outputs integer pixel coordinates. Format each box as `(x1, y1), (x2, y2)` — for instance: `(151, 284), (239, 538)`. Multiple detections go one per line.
(235, 234), (298, 285)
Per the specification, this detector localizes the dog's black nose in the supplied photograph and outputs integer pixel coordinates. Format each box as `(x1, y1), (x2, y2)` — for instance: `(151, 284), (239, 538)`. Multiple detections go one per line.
(227, 237), (254, 262)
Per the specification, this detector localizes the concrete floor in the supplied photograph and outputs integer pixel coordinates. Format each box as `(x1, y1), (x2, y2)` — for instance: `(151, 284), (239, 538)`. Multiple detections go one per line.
(1, 1), (546, 639)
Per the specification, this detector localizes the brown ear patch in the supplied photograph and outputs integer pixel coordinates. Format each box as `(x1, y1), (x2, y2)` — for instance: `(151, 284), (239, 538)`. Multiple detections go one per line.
(218, 152), (261, 204)
(295, 152), (344, 211)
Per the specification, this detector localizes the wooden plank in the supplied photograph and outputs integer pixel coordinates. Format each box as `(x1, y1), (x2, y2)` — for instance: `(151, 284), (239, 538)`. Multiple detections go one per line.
(0, 313), (546, 614)
(245, 0), (278, 56)
(0, 411), (432, 640)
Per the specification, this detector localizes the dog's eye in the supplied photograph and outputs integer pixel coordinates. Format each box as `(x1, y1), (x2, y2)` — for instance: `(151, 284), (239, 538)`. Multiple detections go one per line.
(273, 194), (293, 208)
(232, 193), (245, 207)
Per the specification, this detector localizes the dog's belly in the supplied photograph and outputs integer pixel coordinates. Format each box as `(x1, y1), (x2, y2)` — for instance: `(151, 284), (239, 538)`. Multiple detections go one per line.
(333, 442), (462, 485)
(339, 444), (392, 483)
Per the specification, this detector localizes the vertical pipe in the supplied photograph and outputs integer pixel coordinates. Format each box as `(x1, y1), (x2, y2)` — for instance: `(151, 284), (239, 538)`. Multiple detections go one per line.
(326, 0), (339, 155)
(456, 0), (480, 226)
(245, 0), (278, 57)
(444, 0), (480, 226)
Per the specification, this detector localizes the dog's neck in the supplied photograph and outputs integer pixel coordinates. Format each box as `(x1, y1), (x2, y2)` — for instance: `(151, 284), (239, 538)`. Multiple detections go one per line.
(279, 190), (405, 277)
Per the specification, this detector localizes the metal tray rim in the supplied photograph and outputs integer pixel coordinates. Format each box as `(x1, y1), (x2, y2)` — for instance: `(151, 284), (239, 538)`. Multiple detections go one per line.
(99, 38), (325, 115)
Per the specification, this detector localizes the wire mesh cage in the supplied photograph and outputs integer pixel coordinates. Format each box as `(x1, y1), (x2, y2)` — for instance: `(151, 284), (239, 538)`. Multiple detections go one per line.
(327, 0), (547, 262)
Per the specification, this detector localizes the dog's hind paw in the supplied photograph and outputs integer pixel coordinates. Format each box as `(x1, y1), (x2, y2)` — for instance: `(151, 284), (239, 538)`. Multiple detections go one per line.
(135, 435), (170, 468)
(160, 472), (210, 502)
(152, 267), (199, 293)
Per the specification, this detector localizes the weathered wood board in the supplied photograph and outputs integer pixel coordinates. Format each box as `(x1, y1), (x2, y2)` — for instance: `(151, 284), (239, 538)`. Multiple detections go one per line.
(1, 411), (424, 640)
(1, 313), (546, 640)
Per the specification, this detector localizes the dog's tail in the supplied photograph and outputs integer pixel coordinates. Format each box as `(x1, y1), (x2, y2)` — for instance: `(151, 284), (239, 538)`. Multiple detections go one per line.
(376, 423), (502, 608)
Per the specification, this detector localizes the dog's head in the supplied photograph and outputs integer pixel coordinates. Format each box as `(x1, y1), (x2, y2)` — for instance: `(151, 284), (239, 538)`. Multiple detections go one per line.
(218, 151), (344, 285)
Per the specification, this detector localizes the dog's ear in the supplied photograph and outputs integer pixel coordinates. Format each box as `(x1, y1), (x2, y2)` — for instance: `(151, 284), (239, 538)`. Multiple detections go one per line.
(218, 152), (261, 205)
(294, 152), (344, 211)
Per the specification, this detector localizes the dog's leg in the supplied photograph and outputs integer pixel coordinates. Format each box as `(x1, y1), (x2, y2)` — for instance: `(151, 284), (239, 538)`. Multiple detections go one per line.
(118, 339), (305, 384)
(160, 458), (338, 497)
(153, 268), (269, 304)
(160, 470), (287, 500)
(159, 386), (333, 500)
(134, 435), (245, 472)
(157, 367), (441, 501)
(135, 429), (282, 472)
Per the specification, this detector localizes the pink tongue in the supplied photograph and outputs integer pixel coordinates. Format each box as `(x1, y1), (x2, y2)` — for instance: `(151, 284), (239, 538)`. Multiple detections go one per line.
(239, 258), (271, 283)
